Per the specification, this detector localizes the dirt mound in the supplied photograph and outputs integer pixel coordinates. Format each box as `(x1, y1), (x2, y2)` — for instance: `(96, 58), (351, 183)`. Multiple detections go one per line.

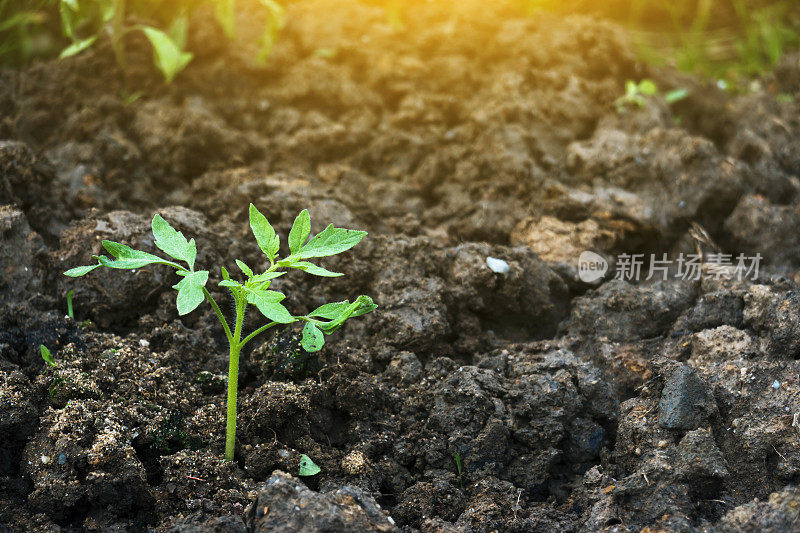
(2, 0), (800, 531)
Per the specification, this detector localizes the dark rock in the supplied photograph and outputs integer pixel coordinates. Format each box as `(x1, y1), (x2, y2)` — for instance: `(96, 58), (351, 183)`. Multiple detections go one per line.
(743, 285), (800, 358)
(248, 471), (398, 532)
(658, 365), (717, 430)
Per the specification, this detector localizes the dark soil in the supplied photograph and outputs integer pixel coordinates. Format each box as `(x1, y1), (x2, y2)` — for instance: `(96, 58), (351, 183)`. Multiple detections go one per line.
(3, 1), (800, 531)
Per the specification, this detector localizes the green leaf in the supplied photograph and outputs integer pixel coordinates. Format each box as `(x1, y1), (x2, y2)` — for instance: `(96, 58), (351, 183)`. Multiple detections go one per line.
(256, 0), (286, 64)
(213, 0), (236, 39)
(298, 454), (321, 476)
(301, 322), (325, 352)
(41, 345), (56, 367)
(249, 204), (280, 261)
(639, 79), (657, 95)
(665, 87), (689, 104)
(141, 26), (193, 84)
(219, 279), (242, 289)
(64, 264), (101, 277)
(152, 214), (197, 269)
(59, 36), (97, 59)
(308, 301), (349, 320)
(172, 270), (209, 315)
(297, 225), (367, 259)
(235, 259), (253, 277)
(221, 266), (231, 280)
(246, 288), (294, 323)
(168, 14), (189, 50)
(288, 210), (311, 254)
(309, 296), (377, 333)
(291, 261), (342, 277)
(249, 271), (285, 283)
(100, 241), (176, 269)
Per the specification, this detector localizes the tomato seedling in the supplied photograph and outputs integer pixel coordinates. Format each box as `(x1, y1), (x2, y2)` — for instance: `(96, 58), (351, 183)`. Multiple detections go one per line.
(65, 204), (376, 460)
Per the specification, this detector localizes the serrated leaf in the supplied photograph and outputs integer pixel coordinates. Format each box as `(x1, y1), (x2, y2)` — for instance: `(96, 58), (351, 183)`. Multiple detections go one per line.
(100, 241), (176, 269)
(297, 225), (367, 259)
(172, 270), (208, 315)
(301, 322), (325, 352)
(246, 288), (294, 323)
(249, 204), (281, 261)
(64, 264), (101, 277)
(235, 259), (253, 277)
(60, 36), (97, 59)
(288, 210), (311, 254)
(41, 345), (56, 367)
(292, 261), (342, 277)
(152, 214), (196, 269)
(141, 26), (193, 84)
(298, 454), (321, 476)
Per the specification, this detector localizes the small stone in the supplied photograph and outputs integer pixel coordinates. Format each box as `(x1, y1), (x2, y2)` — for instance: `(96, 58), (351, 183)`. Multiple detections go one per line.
(658, 365), (718, 430)
(772, 380), (781, 389)
(486, 257), (510, 274)
(139, 339), (150, 348)
(341, 450), (369, 476)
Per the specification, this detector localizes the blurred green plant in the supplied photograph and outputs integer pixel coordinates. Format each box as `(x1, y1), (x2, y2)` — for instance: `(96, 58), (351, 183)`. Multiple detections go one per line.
(615, 78), (657, 112)
(629, 0), (800, 81)
(0, 0), (58, 66)
(55, 0), (284, 82)
(615, 79), (690, 113)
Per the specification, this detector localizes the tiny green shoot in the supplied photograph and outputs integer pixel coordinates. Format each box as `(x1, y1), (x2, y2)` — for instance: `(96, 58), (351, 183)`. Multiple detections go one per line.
(615, 79), (658, 113)
(298, 453), (321, 476)
(64, 204), (376, 461)
(453, 451), (463, 487)
(66, 289), (74, 319)
(41, 345), (56, 367)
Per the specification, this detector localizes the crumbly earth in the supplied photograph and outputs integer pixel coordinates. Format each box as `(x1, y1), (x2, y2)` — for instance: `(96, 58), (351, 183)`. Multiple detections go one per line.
(2, 0), (800, 531)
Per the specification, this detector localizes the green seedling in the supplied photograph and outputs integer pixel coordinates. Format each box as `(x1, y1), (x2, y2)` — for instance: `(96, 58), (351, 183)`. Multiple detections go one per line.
(65, 204), (376, 461)
(41, 345), (56, 367)
(66, 289), (74, 319)
(615, 79), (658, 113)
(453, 451), (463, 487)
(298, 453), (321, 476)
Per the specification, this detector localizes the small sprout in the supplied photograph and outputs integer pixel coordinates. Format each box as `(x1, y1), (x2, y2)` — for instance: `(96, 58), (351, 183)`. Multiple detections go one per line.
(65, 204), (376, 461)
(616, 79), (658, 113)
(66, 289), (74, 319)
(453, 451), (463, 488)
(41, 345), (56, 367)
(298, 454), (321, 476)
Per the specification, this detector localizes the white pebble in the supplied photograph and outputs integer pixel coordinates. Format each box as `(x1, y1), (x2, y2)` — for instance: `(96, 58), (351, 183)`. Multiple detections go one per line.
(139, 339), (150, 348)
(486, 257), (510, 274)
(772, 380), (781, 389)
